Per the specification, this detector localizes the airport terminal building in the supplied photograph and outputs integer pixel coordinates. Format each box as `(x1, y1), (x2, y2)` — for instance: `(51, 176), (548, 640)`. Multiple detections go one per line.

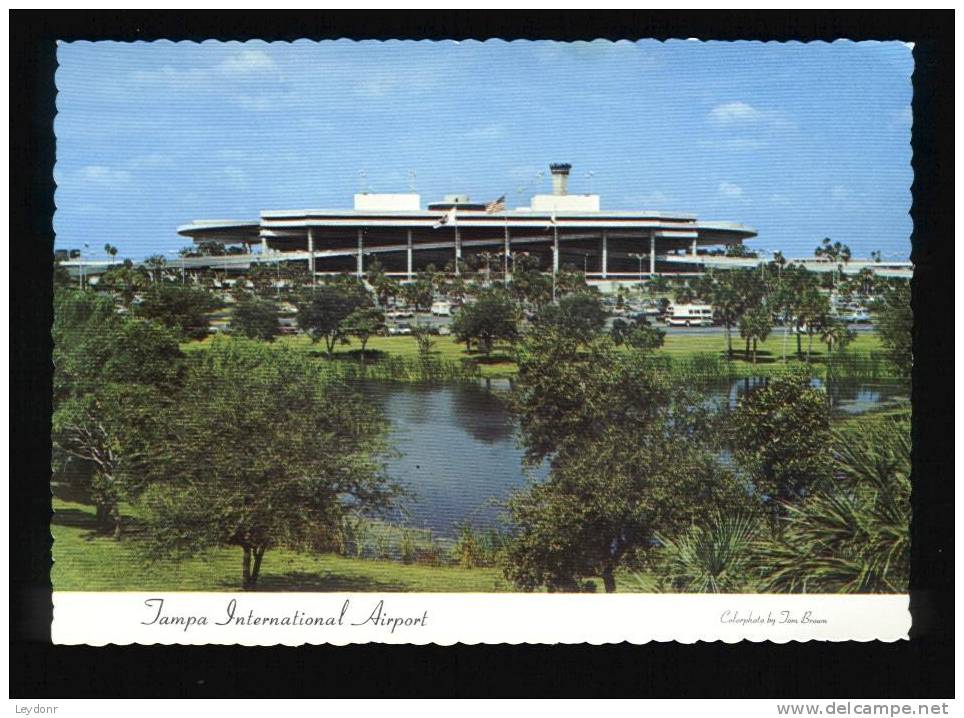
(177, 163), (758, 281)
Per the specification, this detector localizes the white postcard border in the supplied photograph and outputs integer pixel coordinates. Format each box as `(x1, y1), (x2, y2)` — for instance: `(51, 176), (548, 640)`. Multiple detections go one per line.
(52, 591), (910, 645)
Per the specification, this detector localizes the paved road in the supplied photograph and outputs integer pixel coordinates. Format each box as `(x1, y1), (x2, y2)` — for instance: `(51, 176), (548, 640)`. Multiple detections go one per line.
(387, 313), (877, 335)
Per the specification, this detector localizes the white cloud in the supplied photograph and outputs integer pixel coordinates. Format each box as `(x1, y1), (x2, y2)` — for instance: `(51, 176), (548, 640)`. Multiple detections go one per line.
(353, 69), (440, 99)
(831, 185), (849, 201)
(709, 100), (794, 134)
(77, 165), (132, 188)
(130, 65), (211, 88)
(709, 101), (764, 124)
(718, 181), (743, 198)
(217, 49), (277, 77)
(131, 49), (278, 89)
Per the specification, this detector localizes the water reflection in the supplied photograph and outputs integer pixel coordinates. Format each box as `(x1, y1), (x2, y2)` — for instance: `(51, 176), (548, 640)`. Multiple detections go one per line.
(710, 376), (908, 415)
(356, 382), (542, 537)
(356, 378), (908, 537)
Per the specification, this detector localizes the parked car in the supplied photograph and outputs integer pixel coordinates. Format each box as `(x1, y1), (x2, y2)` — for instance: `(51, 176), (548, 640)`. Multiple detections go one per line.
(388, 323), (413, 336)
(842, 311), (872, 324)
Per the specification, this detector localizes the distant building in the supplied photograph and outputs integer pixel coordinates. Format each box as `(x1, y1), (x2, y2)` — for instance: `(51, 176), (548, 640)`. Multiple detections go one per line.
(178, 163), (756, 280)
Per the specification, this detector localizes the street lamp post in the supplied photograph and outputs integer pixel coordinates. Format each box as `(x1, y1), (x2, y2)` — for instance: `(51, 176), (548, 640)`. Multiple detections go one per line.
(82, 242), (90, 290)
(629, 252), (645, 286)
(276, 253), (281, 298)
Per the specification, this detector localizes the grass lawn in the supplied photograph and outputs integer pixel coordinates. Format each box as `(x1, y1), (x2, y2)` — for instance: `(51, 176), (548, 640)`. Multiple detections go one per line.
(185, 330), (886, 381)
(52, 498), (510, 593)
(52, 498), (654, 593)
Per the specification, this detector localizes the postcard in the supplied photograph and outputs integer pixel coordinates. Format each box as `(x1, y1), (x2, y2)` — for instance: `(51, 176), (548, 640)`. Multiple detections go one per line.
(51, 38), (912, 645)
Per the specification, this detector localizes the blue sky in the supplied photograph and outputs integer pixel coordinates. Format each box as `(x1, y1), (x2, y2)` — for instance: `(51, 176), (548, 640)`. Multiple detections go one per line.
(55, 39), (913, 261)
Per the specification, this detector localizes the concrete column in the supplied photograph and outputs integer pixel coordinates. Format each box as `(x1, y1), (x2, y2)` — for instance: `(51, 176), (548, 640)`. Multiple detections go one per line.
(454, 226), (461, 275)
(261, 236), (269, 255)
(357, 229), (364, 277)
(553, 227), (560, 274)
(406, 229), (413, 280)
(307, 227), (315, 286)
(504, 222), (511, 278)
(649, 233), (656, 277)
(601, 230), (608, 278)
(691, 238), (698, 257)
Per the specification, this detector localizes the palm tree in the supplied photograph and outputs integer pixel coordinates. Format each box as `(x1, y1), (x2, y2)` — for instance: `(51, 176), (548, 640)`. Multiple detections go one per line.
(648, 511), (764, 593)
(739, 305), (772, 364)
(143, 254), (167, 284)
(103, 243), (118, 263)
(815, 237), (852, 288)
(820, 317), (855, 357)
(755, 410), (910, 593)
(705, 272), (741, 360)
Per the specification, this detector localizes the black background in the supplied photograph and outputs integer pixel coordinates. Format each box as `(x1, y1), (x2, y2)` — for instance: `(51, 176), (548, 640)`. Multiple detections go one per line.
(10, 10), (954, 698)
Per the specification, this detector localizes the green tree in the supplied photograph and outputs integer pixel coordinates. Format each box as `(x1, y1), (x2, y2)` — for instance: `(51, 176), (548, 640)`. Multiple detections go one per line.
(399, 277), (433, 313)
(610, 316), (665, 352)
(725, 244), (758, 258)
(873, 282), (912, 380)
(730, 373), (832, 504)
(100, 260), (150, 308)
(52, 289), (184, 535)
(772, 264), (807, 363)
(197, 240), (227, 257)
(53, 258), (73, 288)
(450, 288), (520, 355)
(137, 337), (398, 588)
(532, 291), (608, 345)
(509, 253), (553, 308)
(798, 287), (831, 363)
(755, 410), (910, 593)
(136, 283), (223, 340)
(820, 316), (856, 357)
(143, 254), (168, 283)
(814, 237), (852, 288)
(650, 510), (765, 593)
(411, 325), (436, 357)
(341, 305), (386, 365)
(295, 281), (368, 356)
(232, 297), (280, 341)
(701, 270), (744, 360)
(367, 260), (400, 308)
(244, 262), (281, 298)
(507, 338), (732, 592)
(738, 305), (772, 364)
(555, 263), (589, 296)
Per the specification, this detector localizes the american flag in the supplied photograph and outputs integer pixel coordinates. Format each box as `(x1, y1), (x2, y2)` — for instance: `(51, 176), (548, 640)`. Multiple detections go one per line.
(485, 195), (506, 214)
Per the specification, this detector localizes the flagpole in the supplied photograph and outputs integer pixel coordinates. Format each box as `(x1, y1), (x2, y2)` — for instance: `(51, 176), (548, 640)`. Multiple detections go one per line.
(454, 219), (460, 276)
(504, 214), (510, 282)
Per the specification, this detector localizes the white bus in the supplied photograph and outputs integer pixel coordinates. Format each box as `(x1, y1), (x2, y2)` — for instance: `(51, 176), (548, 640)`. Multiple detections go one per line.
(666, 303), (715, 327)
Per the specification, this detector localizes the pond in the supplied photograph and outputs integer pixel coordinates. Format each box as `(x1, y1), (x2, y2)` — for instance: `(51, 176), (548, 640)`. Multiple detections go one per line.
(360, 377), (909, 538)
